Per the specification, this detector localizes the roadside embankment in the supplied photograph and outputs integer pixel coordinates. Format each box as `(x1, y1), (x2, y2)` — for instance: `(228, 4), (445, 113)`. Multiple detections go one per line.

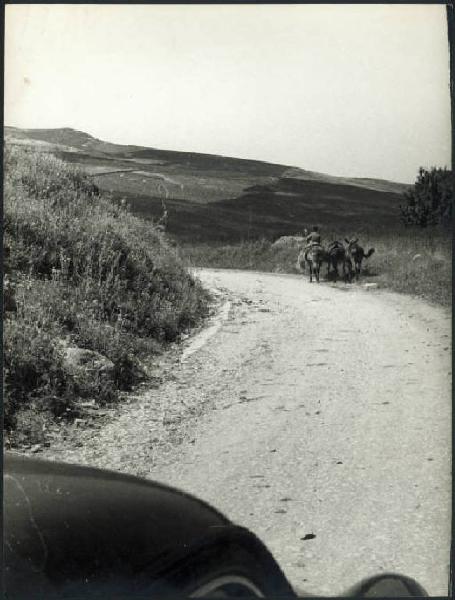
(3, 145), (211, 448)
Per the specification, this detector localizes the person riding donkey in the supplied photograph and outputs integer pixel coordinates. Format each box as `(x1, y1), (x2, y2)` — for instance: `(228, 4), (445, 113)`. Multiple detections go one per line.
(304, 225), (322, 261)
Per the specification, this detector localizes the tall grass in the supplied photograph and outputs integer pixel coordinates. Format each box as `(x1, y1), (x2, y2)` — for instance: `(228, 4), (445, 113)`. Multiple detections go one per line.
(183, 229), (451, 307)
(4, 145), (211, 445)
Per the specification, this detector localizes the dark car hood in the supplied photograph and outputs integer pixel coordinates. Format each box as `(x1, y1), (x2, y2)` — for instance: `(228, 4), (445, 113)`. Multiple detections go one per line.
(4, 452), (232, 598)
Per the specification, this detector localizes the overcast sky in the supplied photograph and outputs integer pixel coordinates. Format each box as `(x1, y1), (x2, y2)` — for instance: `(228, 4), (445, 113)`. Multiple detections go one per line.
(5, 4), (451, 183)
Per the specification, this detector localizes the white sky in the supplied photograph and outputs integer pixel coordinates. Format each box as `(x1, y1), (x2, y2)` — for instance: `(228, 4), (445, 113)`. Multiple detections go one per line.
(5, 4), (451, 183)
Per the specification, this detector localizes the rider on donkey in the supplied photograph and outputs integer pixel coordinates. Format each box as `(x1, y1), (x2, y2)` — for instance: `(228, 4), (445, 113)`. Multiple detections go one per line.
(304, 225), (322, 261)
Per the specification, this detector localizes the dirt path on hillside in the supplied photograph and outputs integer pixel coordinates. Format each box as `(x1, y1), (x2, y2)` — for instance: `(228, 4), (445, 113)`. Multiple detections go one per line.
(37, 269), (451, 596)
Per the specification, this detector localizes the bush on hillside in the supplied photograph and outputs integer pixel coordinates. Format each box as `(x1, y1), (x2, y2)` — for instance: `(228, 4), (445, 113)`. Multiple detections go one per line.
(4, 145), (210, 443)
(400, 167), (453, 227)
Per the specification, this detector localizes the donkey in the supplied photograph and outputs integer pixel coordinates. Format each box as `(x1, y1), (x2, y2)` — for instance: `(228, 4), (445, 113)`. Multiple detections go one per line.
(327, 241), (353, 283)
(297, 244), (327, 283)
(345, 238), (375, 279)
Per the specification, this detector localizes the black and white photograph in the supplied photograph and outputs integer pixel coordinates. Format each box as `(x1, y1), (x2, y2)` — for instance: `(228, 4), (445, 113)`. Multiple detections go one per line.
(4, 3), (452, 598)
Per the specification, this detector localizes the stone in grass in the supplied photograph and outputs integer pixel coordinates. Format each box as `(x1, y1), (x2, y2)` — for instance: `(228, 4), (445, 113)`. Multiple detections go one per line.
(79, 400), (97, 409)
(63, 347), (115, 379)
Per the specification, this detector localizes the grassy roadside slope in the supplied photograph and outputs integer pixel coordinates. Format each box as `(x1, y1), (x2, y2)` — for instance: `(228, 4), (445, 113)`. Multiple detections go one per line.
(3, 145), (211, 446)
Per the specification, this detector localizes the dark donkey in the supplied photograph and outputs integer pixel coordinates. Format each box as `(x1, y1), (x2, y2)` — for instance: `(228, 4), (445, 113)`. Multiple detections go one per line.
(327, 241), (353, 282)
(297, 244), (328, 283)
(345, 238), (375, 279)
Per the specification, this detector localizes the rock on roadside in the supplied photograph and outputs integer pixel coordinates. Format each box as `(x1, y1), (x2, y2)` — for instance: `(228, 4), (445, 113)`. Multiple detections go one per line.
(62, 347), (115, 379)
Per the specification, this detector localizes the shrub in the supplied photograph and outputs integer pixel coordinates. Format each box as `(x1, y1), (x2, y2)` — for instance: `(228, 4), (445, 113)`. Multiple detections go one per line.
(400, 167), (453, 227)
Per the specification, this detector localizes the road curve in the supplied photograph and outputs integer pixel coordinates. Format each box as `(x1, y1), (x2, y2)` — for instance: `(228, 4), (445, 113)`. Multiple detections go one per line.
(37, 268), (451, 595)
(152, 269), (451, 596)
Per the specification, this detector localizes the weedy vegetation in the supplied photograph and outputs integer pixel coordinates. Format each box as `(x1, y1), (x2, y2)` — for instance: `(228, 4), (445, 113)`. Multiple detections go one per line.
(184, 225), (451, 307)
(4, 145), (211, 446)
(183, 167), (452, 307)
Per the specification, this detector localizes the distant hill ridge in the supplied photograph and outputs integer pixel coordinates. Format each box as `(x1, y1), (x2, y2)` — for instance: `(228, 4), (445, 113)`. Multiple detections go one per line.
(282, 167), (409, 195)
(4, 126), (410, 241)
(4, 126), (408, 191)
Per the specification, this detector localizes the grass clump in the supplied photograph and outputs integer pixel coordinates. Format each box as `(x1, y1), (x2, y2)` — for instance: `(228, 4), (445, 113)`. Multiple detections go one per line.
(4, 145), (210, 446)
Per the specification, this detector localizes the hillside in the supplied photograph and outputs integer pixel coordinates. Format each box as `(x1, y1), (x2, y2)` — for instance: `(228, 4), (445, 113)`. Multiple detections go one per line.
(4, 144), (210, 447)
(5, 127), (410, 242)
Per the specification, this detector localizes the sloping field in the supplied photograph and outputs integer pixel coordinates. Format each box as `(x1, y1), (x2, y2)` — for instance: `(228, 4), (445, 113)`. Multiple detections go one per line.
(5, 127), (408, 242)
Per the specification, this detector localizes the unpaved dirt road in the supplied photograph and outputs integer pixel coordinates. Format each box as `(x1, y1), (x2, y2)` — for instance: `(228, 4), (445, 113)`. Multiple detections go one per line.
(39, 269), (451, 595)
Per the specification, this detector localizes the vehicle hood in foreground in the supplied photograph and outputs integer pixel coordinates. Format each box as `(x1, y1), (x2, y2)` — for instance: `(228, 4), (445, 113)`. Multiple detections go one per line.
(4, 452), (236, 597)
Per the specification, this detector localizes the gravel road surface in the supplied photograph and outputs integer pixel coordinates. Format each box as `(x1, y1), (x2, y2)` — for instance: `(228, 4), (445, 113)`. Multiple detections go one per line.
(38, 268), (451, 595)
